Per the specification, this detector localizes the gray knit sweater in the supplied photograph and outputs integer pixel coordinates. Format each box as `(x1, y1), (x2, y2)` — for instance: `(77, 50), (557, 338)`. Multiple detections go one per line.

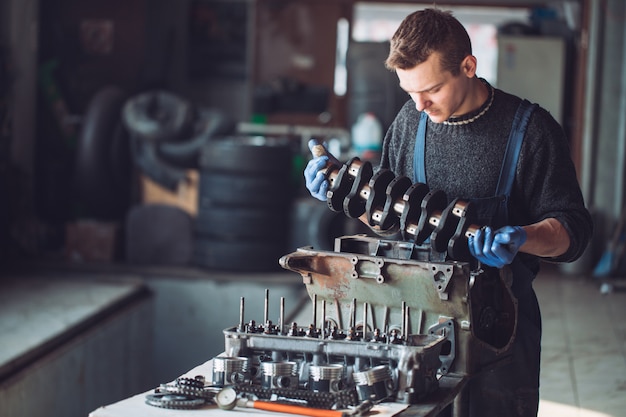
(380, 82), (592, 264)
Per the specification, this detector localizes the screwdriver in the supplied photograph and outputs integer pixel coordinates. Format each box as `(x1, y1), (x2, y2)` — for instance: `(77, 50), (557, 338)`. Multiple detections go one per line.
(236, 397), (373, 417)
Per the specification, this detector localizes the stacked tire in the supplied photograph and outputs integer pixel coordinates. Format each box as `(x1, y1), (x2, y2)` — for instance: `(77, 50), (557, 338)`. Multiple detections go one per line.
(194, 136), (294, 271)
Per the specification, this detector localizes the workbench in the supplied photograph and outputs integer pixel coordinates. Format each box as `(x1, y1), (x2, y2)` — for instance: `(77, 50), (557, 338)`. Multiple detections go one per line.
(0, 274), (153, 417)
(88, 358), (467, 417)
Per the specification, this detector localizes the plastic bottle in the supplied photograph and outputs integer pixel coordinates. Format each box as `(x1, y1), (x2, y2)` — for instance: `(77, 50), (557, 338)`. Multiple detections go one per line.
(351, 112), (383, 155)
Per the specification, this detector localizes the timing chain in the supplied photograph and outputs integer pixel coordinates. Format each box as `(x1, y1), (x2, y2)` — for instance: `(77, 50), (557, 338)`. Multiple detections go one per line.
(146, 376), (216, 410)
(145, 393), (208, 410)
(234, 383), (360, 409)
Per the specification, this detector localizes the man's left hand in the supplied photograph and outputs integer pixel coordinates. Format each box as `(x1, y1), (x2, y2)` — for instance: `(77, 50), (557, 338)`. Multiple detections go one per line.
(468, 226), (527, 268)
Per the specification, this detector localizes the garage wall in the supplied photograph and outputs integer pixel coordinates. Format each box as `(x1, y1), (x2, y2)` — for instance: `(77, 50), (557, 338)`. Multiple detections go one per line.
(143, 272), (308, 383)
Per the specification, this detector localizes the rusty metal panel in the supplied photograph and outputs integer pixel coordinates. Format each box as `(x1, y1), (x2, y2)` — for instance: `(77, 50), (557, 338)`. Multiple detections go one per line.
(279, 235), (517, 376)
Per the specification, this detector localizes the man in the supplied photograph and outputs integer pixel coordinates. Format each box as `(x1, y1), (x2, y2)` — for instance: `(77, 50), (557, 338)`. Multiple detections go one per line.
(304, 8), (592, 417)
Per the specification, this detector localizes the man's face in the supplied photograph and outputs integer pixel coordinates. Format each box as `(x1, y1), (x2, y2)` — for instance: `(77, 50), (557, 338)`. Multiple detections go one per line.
(396, 52), (473, 124)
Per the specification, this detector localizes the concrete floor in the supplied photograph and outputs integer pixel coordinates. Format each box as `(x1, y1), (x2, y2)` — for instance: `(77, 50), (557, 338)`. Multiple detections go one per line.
(535, 266), (626, 417)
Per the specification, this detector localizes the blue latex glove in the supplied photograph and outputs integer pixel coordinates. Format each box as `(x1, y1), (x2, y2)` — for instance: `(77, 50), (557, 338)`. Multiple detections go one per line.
(304, 156), (329, 201)
(468, 226), (527, 268)
(304, 140), (340, 201)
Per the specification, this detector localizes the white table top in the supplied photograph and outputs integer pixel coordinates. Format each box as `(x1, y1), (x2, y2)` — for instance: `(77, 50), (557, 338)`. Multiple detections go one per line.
(88, 358), (411, 417)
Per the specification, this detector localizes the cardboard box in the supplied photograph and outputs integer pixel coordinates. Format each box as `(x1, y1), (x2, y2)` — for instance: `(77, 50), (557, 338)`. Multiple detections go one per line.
(140, 170), (198, 216)
(65, 220), (119, 262)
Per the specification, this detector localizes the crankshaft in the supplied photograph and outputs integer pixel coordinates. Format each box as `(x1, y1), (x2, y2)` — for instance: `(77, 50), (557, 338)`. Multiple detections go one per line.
(312, 144), (482, 261)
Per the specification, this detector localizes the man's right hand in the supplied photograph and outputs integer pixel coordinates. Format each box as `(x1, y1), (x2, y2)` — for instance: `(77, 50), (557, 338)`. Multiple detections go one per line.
(304, 155), (330, 201)
(304, 139), (340, 201)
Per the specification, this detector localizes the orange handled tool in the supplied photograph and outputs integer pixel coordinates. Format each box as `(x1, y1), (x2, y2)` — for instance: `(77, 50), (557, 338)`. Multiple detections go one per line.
(236, 397), (374, 417)
(241, 399), (346, 417)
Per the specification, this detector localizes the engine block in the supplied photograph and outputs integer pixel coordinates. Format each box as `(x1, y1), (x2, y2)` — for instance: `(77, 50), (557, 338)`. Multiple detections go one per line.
(213, 235), (517, 408)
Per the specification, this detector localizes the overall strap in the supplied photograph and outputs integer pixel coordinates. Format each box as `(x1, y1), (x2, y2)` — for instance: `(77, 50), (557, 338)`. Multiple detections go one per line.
(495, 99), (538, 197)
(413, 111), (429, 183)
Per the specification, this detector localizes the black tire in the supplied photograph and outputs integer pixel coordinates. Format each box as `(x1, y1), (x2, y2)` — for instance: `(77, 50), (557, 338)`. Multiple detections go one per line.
(193, 237), (285, 271)
(198, 172), (288, 208)
(74, 85), (131, 220)
(131, 137), (187, 190)
(122, 90), (195, 143)
(194, 136), (294, 272)
(195, 206), (288, 240)
(199, 136), (293, 175)
(157, 108), (235, 168)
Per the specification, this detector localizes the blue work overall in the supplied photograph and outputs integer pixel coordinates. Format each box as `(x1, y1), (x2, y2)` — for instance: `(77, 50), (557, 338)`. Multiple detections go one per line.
(414, 100), (542, 417)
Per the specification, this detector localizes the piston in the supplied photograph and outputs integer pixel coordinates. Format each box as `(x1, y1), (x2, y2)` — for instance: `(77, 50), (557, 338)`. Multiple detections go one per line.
(261, 361), (299, 389)
(309, 364), (345, 393)
(353, 365), (394, 402)
(212, 356), (249, 386)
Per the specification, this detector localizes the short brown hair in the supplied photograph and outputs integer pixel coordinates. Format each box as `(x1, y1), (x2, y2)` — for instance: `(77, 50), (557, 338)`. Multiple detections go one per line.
(385, 8), (472, 76)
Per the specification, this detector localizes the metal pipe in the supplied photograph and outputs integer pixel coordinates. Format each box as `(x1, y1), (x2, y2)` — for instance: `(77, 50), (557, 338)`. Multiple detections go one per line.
(615, 6), (626, 216)
(581, 0), (603, 207)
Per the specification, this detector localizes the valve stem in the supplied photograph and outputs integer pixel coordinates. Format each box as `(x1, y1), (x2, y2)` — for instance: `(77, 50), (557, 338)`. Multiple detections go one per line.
(238, 297), (245, 332)
(312, 294), (317, 331)
(280, 296), (285, 335)
(362, 302), (368, 339)
(402, 301), (406, 339)
(264, 289), (269, 326)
